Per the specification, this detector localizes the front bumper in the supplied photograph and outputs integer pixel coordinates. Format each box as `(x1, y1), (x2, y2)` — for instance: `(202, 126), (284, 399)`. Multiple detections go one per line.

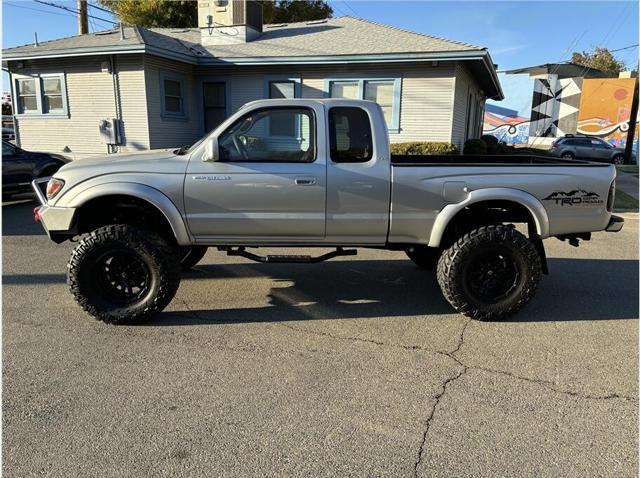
(32, 178), (77, 238)
(605, 215), (624, 232)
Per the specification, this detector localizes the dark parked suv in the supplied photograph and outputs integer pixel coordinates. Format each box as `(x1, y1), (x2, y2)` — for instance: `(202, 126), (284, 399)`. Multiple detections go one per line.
(549, 135), (635, 164)
(2, 140), (69, 199)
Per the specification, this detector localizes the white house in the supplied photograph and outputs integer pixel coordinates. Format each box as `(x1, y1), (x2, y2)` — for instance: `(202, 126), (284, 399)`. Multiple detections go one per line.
(2, 1), (503, 159)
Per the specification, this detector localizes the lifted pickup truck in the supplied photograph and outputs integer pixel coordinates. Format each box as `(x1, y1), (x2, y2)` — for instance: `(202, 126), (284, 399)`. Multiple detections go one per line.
(33, 99), (623, 324)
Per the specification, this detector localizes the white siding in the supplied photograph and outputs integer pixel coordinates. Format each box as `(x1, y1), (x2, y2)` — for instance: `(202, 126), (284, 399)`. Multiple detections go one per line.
(12, 55), (150, 159)
(144, 55), (199, 149)
(451, 63), (484, 150)
(193, 62), (457, 143)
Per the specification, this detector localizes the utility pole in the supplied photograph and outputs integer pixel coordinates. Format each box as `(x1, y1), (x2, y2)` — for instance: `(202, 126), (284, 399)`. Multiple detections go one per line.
(624, 78), (639, 165)
(77, 0), (88, 34)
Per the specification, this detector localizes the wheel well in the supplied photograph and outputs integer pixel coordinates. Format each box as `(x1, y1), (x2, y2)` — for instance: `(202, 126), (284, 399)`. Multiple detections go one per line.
(73, 195), (176, 245)
(440, 200), (538, 249)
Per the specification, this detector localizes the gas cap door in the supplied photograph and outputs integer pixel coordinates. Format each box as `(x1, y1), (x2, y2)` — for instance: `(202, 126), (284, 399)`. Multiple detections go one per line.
(443, 181), (469, 203)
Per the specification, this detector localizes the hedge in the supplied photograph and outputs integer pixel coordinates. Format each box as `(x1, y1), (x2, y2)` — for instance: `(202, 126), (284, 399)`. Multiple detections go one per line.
(390, 141), (459, 155)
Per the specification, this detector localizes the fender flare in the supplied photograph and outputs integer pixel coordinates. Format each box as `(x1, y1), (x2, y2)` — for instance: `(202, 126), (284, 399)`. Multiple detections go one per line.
(64, 182), (192, 246)
(428, 188), (550, 248)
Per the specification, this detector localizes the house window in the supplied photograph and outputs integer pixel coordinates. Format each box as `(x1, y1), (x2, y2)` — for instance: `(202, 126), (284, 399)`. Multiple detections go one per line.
(269, 80), (295, 99)
(43, 77), (63, 113)
(326, 77), (401, 133)
(364, 81), (394, 126)
(17, 79), (38, 113)
(330, 81), (359, 99)
(203, 81), (226, 132)
(160, 73), (187, 119)
(266, 78), (300, 137)
(14, 74), (68, 116)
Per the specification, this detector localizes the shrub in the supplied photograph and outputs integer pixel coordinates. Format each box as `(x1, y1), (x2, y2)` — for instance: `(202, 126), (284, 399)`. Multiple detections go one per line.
(390, 141), (459, 156)
(463, 138), (487, 155)
(481, 134), (499, 146)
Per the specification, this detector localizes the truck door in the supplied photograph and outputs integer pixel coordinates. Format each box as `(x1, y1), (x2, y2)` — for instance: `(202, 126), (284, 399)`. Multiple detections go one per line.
(184, 104), (326, 241)
(325, 105), (391, 244)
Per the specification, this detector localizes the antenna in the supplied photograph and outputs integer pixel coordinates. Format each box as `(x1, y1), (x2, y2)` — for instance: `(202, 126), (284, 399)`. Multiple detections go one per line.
(34, 32), (39, 47)
(119, 22), (125, 40)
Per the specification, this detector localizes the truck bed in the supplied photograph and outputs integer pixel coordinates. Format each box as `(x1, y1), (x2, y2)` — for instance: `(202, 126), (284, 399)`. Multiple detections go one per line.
(391, 154), (610, 167)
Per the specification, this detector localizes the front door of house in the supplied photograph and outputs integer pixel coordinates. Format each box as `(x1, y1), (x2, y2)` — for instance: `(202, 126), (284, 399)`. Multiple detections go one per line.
(203, 81), (227, 133)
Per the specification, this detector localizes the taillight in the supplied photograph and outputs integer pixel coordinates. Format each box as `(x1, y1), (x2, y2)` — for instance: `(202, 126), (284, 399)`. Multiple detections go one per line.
(46, 178), (65, 199)
(607, 180), (615, 211)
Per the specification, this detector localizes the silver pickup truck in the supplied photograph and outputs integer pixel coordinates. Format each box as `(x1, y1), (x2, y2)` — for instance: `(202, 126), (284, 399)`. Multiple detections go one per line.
(33, 99), (623, 324)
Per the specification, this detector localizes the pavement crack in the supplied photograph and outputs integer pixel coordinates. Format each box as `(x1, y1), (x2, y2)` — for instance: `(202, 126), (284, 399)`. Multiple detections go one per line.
(414, 366), (467, 477)
(472, 366), (638, 402)
(449, 318), (471, 356)
(277, 323), (636, 403)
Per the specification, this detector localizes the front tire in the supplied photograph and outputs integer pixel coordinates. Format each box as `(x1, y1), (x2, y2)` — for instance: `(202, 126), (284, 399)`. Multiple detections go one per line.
(436, 225), (542, 321)
(67, 224), (180, 324)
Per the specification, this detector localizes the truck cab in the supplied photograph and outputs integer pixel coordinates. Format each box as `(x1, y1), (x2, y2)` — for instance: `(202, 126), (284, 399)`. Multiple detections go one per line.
(185, 99), (391, 245)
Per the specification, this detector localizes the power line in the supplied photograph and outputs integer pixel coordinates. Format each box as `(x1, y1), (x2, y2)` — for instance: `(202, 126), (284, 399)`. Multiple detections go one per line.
(32, 0), (117, 25)
(88, 2), (114, 15)
(5, 1), (73, 18)
(340, 1), (361, 17)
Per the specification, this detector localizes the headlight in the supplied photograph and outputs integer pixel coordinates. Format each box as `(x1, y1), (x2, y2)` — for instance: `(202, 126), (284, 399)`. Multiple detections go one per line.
(46, 178), (65, 199)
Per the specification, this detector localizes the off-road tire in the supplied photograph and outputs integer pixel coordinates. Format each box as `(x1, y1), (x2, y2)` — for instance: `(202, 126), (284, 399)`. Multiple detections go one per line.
(406, 246), (440, 270)
(436, 224), (542, 321)
(67, 224), (180, 324)
(179, 246), (208, 271)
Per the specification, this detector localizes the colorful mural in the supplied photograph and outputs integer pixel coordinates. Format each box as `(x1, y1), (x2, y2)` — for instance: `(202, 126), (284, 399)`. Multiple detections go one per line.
(577, 78), (637, 148)
(483, 104), (530, 144)
(482, 73), (534, 144)
(484, 73), (638, 151)
(529, 76), (583, 139)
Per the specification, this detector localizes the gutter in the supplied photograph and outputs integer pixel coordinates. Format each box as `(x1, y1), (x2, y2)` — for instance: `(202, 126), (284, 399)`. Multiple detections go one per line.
(3, 46), (503, 99)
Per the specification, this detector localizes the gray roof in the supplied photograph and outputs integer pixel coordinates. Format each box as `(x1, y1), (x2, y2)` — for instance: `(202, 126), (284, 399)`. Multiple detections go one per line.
(2, 16), (502, 98)
(502, 63), (611, 79)
(3, 16), (483, 59)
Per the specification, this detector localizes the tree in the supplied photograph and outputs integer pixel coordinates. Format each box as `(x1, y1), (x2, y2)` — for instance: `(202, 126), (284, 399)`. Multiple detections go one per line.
(571, 47), (626, 75)
(99, 0), (332, 28)
(262, 1), (332, 24)
(99, 0), (197, 28)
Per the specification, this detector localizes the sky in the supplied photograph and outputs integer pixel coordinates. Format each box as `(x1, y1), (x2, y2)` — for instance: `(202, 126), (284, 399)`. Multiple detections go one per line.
(2, 0), (639, 92)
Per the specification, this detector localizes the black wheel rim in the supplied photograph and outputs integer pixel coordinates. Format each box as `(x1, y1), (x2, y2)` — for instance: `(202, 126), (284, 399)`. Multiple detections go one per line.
(94, 248), (151, 306)
(465, 249), (520, 304)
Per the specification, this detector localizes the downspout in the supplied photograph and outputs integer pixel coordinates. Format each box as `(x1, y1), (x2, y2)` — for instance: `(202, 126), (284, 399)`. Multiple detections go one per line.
(110, 54), (123, 153)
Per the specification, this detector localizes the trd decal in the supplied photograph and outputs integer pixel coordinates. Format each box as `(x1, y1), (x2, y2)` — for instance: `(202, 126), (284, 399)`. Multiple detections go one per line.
(543, 189), (603, 206)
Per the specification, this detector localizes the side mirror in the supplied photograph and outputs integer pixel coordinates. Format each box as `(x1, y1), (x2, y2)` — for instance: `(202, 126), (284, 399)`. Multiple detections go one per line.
(203, 137), (219, 162)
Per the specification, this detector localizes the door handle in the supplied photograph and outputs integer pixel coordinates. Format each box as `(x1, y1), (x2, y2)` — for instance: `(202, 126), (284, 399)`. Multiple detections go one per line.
(295, 177), (317, 186)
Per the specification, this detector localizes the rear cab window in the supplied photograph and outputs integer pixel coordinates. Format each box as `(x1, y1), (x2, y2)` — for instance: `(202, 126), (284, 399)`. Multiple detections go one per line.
(328, 107), (373, 163)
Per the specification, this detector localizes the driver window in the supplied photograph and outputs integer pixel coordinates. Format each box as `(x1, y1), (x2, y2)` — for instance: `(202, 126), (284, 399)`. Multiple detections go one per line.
(218, 107), (315, 162)
(591, 139), (609, 149)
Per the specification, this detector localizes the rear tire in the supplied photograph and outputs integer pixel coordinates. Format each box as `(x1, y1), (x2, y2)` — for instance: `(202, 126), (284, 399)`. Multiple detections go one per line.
(561, 152), (575, 159)
(67, 224), (180, 324)
(436, 224), (542, 321)
(406, 246), (440, 270)
(180, 246), (208, 271)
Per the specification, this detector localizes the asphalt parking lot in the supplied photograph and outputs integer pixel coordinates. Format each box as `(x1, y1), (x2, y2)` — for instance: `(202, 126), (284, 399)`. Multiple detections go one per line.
(2, 199), (638, 477)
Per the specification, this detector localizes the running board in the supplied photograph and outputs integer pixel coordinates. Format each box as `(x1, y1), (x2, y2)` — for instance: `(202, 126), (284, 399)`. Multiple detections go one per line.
(218, 246), (357, 263)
